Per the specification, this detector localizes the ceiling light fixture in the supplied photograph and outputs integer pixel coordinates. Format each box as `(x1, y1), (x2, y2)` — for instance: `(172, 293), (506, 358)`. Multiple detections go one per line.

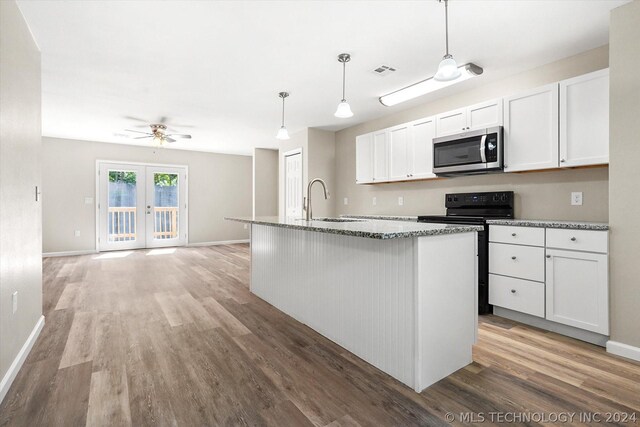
(334, 53), (354, 118)
(379, 63), (482, 107)
(276, 91), (290, 140)
(378, 0), (483, 107)
(434, 0), (461, 82)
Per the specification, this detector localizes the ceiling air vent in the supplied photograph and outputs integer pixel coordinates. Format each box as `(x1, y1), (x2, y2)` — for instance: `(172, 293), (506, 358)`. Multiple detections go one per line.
(372, 65), (396, 76)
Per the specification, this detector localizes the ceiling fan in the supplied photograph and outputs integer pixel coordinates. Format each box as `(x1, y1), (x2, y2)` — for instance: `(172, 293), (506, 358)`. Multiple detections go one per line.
(121, 116), (192, 145)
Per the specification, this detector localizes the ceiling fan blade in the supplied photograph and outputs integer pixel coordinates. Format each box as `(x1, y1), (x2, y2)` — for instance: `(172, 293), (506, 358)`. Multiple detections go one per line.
(124, 115), (150, 123)
(125, 129), (153, 135)
(133, 136), (152, 139)
(132, 124), (150, 128)
(165, 137), (176, 143)
(165, 134), (192, 139)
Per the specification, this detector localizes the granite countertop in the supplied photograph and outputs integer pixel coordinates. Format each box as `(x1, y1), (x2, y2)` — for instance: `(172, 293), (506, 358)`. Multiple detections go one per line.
(486, 219), (609, 231)
(225, 216), (483, 240)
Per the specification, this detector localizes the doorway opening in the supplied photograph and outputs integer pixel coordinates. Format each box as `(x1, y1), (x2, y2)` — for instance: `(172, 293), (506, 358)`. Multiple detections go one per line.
(97, 161), (188, 251)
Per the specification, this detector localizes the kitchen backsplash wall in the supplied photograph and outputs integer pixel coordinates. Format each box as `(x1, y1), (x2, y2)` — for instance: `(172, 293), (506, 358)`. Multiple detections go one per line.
(334, 45), (609, 222)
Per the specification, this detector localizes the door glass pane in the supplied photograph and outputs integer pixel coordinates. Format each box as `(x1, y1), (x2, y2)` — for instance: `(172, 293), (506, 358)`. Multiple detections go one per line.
(153, 173), (179, 240)
(108, 171), (137, 242)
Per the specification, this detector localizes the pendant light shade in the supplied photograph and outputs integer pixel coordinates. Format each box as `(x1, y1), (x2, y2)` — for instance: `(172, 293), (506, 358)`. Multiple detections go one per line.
(434, 55), (461, 82)
(276, 92), (290, 140)
(433, 0), (461, 82)
(334, 53), (354, 118)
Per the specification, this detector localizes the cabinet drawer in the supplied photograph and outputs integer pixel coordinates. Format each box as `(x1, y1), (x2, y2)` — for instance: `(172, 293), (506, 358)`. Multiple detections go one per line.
(489, 243), (545, 282)
(546, 229), (608, 254)
(490, 225), (545, 247)
(489, 274), (545, 318)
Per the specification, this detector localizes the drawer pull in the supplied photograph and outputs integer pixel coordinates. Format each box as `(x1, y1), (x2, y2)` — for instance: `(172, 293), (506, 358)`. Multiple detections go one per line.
(546, 254), (551, 259)
(511, 233), (517, 237)
(570, 237), (577, 241)
(511, 289), (516, 294)
(511, 256), (517, 260)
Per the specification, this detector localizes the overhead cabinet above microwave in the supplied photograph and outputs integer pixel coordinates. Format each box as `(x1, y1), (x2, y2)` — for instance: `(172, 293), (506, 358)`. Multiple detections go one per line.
(355, 68), (608, 184)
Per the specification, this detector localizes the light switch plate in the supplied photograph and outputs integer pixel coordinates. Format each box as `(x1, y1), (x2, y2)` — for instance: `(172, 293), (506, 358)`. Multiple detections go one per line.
(398, 196), (404, 206)
(343, 197), (348, 206)
(85, 197), (93, 205)
(12, 291), (18, 314)
(74, 230), (81, 237)
(571, 192), (583, 206)
(372, 197), (377, 206)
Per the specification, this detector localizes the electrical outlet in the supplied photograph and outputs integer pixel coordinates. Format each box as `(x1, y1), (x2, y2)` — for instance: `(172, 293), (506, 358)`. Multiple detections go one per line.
(343, 197), (348, 206)
(243, 224), (248, 230)
(372, 197), (377, 206)
(12, 291), (18, 314)
(74, 230), (81, 237)
(84, 197), (93, 205)
(571, 192), (583, 206)
(398, 196), (404, 206)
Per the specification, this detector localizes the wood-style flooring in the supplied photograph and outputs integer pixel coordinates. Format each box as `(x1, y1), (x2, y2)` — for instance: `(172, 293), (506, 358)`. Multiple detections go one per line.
(0, 244), (638, 426)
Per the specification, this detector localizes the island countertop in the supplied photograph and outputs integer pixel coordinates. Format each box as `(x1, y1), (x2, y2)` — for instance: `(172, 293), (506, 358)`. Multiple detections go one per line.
(225, 216), (483, 240)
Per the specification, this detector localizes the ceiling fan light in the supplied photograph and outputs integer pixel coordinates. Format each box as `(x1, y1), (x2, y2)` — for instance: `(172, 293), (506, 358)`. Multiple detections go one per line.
(434, 55), (461, 82)
(276, 126), (290, 140)
(334, 100), (354, 118)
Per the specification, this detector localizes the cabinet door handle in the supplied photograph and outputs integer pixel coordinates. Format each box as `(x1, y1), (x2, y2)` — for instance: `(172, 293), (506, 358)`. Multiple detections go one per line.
(511, 233), (517, 237)
(546, 254), (551, 259)
(511, 256), (517, 260)
(511, 289), (516, 294)
(570, 237), (577, 241)
(561, 159), (566, 163)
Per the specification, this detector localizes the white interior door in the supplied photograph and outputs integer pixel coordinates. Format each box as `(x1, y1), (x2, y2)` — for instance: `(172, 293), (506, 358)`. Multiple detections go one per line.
(284, 151), (303, 218)
(145, 166), (187, 248)
(99, 162), (187, 251)
(99, 163), (146, 251)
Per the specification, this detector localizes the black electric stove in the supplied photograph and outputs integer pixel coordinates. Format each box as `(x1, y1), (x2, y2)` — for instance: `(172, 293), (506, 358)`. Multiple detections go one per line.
(418, 191), (514, 314)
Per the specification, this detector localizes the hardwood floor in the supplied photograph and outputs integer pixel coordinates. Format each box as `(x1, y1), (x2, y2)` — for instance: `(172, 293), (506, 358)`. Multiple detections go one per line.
(1, 244), (638, 426)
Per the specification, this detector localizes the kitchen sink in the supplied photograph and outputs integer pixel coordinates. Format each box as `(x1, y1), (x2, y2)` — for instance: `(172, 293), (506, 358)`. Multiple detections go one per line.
(295, 217), (364, 223)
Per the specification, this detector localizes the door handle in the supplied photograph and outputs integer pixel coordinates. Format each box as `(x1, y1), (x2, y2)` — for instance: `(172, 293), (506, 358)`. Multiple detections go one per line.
(479, 135), (487, 163)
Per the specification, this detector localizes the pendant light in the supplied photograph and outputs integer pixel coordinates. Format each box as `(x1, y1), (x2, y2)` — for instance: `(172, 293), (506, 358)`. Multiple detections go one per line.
(276, 92), (290, 140)
(434, 0), (461, 82)
(334, 53), (354, 118)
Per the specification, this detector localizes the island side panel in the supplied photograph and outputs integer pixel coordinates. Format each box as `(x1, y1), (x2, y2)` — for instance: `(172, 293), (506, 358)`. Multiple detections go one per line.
(415, 231), (477, 392)
(250, 224), (416, 388)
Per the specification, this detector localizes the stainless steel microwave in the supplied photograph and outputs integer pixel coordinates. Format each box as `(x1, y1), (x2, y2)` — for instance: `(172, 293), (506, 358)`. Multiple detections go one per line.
(432, 126), (504, 176)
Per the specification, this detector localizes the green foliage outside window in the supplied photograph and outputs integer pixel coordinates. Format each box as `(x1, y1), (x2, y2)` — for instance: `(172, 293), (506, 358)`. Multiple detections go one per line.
(108, 171), (177, 187)
(109, 171), (136, 184)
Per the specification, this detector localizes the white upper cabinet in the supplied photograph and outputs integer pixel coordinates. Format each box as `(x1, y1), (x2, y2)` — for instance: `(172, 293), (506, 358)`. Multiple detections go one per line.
(373, 131), (388, 182)
(504, 84), (559, 172)
(559, 68), (609, 167)
(355, 133), (374, 184)
(435, 108), (467, 137)
(387, 124), (410, 181)
(468, 99), (503, 130)
(409, 117), (437, 179)
(436, 99), (503, 137)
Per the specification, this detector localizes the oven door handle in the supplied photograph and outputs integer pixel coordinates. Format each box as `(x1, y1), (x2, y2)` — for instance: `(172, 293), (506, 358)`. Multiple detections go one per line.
(479, 135), (487, 163)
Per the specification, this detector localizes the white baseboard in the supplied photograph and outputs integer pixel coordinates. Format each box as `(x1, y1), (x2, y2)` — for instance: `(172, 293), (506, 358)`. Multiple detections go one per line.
(606, 340), (640, 362)
(0, 315), (45, 404)
(43, 249), (98, 258)
(187, 239), (249, 247)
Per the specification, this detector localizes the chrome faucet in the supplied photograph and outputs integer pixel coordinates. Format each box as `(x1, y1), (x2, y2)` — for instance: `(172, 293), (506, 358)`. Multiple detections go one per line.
(304, 178), (329, 221)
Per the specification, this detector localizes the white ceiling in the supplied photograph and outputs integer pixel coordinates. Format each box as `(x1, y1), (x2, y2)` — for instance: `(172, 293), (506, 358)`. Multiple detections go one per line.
(17, 0), (627, 156)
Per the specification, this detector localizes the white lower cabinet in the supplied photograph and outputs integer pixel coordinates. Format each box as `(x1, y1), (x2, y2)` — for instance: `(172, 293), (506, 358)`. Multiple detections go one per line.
(489, 274), (545, 318)
(545, 249), (609, 335)
(489, 225), (609, 336)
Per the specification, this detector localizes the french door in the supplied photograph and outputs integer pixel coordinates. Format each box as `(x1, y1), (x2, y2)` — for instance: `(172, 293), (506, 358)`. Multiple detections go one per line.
(98, 162), (187, 251)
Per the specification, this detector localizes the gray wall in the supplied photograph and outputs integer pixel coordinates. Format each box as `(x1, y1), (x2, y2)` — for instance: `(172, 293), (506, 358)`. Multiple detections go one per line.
(609, 0), (640, 349)
(253, 148), (278, 217)
(334, 45), (610, 222)
(42, 137), (252, 253)
(0, 0), (43, 395)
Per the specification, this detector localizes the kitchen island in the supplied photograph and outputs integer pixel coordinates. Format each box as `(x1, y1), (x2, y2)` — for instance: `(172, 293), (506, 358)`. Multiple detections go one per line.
(225, 216), (482, 392)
